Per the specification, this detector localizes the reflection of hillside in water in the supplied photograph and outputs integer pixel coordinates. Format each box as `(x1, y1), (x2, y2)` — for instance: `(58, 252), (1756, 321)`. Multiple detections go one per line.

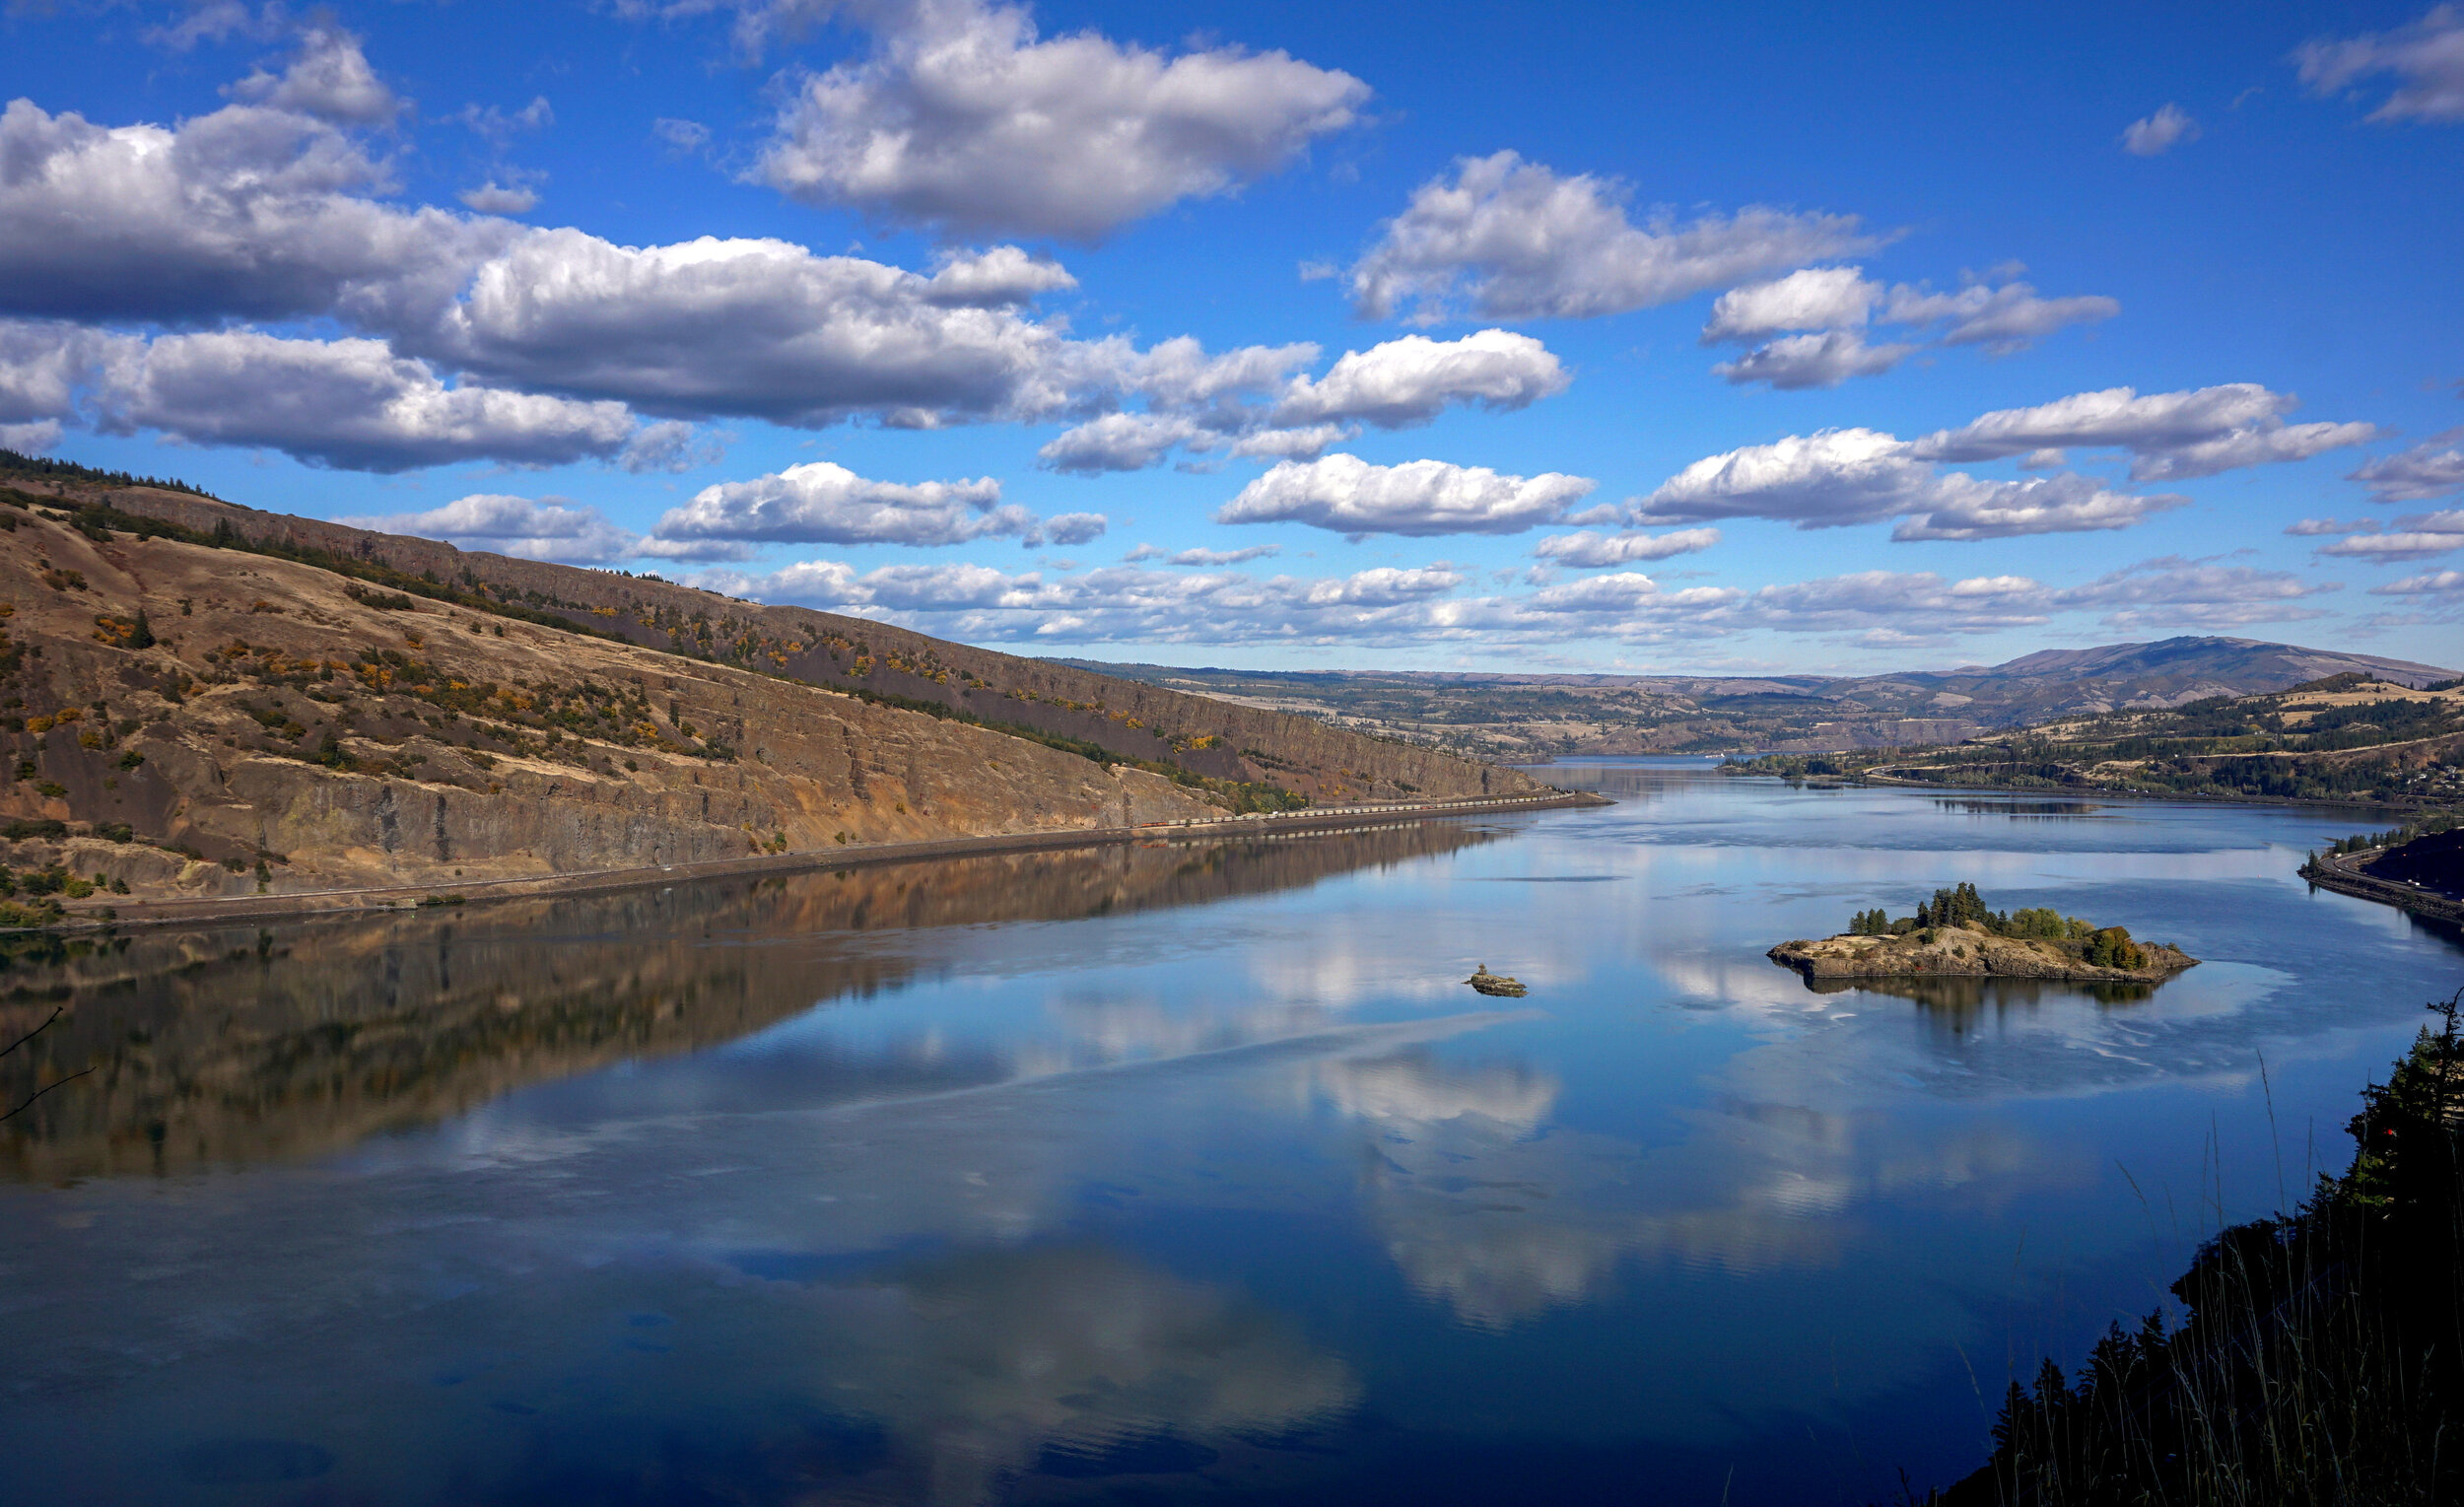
(0, 823), (1491, 1182)
(1799, 974), (2157, 1011)
(1930, 798), (2108, 818)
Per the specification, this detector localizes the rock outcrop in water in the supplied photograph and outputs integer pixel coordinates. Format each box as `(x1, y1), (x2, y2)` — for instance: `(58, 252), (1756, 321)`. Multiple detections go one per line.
(1769, 882), (2197, 986)
(1464, 965), (1528, 997)
(0, 468), (1544, 912)
(1768, 925), (2197, 984)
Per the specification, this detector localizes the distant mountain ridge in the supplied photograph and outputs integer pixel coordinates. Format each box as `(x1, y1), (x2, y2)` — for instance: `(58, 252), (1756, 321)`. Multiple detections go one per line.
(1062, 639), (2460, 758)
(1984, 637), (2451, 694)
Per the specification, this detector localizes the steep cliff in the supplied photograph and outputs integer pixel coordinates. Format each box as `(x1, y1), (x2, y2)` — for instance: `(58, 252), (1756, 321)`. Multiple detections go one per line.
(0, 475), (1541, 911)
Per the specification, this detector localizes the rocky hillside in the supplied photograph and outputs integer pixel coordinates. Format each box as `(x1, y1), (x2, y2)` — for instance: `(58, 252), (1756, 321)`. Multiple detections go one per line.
(0, 469), (1540, 914)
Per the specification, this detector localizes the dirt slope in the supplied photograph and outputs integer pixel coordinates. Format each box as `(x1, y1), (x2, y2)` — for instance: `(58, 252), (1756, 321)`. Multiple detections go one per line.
(0, 480), (1539, 910)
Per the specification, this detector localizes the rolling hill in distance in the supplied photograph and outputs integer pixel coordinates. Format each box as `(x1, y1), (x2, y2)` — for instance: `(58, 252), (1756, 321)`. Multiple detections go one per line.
(1063, 638), (2458, 760)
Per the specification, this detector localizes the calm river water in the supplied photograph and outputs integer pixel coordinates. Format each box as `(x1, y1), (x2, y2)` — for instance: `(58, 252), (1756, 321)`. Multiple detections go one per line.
(2, 760), (2457, 1506)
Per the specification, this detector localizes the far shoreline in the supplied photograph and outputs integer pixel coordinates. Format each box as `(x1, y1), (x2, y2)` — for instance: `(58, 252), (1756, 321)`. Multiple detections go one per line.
(36, 790), (1612, 934)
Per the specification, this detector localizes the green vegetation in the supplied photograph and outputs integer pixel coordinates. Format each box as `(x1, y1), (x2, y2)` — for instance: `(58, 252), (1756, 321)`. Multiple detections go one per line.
(1743, 753), (1850, 780)
(1844, 884), (2150, 968)
(1930, 990), (2464, 1506)
(2316, 809), (2459, 858)
(343, 584), (418, 611)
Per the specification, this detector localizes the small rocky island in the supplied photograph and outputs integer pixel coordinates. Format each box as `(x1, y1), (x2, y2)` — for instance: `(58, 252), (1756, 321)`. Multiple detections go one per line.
(1768, 883), (2198, 985)
(1465, 965), (1529, 997)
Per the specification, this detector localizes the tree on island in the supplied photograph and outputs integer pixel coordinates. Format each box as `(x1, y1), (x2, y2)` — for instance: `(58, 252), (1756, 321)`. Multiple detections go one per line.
(1846, 885), (2148, 967)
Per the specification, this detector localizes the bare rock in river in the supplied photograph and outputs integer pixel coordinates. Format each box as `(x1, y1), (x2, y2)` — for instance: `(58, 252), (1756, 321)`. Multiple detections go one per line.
(1768, 925), (2197, 984)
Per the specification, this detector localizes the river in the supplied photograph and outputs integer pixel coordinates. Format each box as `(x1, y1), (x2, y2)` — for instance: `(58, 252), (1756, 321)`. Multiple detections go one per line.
(1, 759), (2455, 1505)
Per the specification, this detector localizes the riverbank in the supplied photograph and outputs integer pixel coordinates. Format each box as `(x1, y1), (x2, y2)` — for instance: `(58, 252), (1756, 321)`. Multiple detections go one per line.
(2301, 845), (2464, 927)
(1933, 993), (2464, 1506)
(45, 789), (1611, 932)
(1840, 764), (2448, 813)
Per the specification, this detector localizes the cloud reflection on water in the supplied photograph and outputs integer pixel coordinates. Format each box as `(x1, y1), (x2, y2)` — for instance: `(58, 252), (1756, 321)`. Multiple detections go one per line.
(3, 766), (2459, 1504)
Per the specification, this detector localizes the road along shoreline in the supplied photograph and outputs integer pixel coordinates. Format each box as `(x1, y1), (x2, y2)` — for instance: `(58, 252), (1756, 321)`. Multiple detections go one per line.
(60, 790), (1613, 932)
(2301, 846), (2464, 927)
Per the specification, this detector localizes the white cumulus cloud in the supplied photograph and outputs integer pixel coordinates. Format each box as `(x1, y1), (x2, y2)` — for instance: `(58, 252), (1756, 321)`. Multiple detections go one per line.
(2296, 6), (2464, 123)
(1270, 329), (1569, 428)
(1218, 454), (1596, 538)
(1163, 544), (1280, 566)
(754, 0), (1369, 240)
(341, 494), (643, 565)
(2311, 509), (2464, 561)
(2374, 569), (2464, 595)
(1042, 512), (1108, 545)
(1703, 267), (2117, 388)
(1879, 281), (2120, 354)
(650, 459), (1096, 550)
(1639, 423), (2187, 539)
(458, 182), (539, 214)
(1701, 267), (1882, 341)
(2351, 431), (2464, 502)
(922, 244), (1078, 307)
(423, 229), (1122, 428)
(1712, 331), (1913, 389)
(1743, 570), (2054, 636)
(0, 99), (513, 328)
(1036, 413), (1205, 474)
(1532, 528), (1720, 567)
(1640, 428), (1938, 529)
(2053, 556), (2335, 629)
(1889, 472), (2188, 541)
(1038, 329), (1569, 473)
(0, 320), (104, 425)
(227, 23), (403, 125)
(1226, 424), (1353, 460)
(689, 553), (1757, 649)
(2315, 530), (2464, 560)
(2121, 103), (2200, 155)
(92, 329), (640, 472)
(1346, 152), (1875, 323)
(1910, 383), (2380, 480)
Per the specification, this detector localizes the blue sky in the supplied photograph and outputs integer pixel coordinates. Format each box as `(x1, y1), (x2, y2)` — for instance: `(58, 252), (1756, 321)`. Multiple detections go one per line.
(2, 0), (2460, 672)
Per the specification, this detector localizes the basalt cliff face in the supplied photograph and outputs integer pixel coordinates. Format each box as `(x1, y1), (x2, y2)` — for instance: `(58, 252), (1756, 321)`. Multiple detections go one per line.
(1767, 925), (2198, 984)
(0, 477), (1540, 910)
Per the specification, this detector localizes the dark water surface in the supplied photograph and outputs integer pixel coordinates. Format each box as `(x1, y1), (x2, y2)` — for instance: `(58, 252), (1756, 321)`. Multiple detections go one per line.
(2, 761), (2457, 1505)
